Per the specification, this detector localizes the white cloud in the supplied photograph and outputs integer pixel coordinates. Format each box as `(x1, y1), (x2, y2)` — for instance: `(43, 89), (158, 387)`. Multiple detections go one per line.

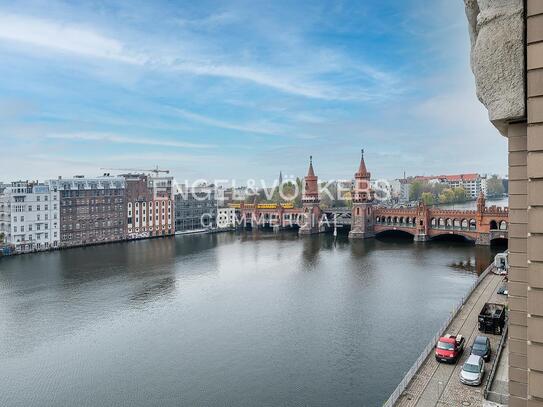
(172, 108), (289, 137)
(0, 11), (393, 101)
(0, 12), (143, 64)
(47, 132), (216, 149)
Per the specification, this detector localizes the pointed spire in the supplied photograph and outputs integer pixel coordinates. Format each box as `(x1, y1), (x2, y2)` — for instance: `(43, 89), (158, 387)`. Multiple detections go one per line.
(278, 171), (283, 185)
(356, 148), (368, 178)
(307, 155), (315, 177)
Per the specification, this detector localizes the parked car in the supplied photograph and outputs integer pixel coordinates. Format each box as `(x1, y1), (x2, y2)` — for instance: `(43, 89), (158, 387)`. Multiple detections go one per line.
(435, 334), (465, 363)
(460, 354), (485, 386)
(471, 335), (491, 362)
(478, 303), (506, 335)
(497, 284), (508, 295)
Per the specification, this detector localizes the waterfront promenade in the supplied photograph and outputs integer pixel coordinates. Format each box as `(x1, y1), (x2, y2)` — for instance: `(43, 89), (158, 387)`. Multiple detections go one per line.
(394, 270), (505, 406)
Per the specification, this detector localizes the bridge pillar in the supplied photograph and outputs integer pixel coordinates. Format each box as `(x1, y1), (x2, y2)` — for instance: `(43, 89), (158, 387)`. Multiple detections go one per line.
(475, 232), (490, 246)
(414, 234), (430, 243)
(349, 202), (375, 239)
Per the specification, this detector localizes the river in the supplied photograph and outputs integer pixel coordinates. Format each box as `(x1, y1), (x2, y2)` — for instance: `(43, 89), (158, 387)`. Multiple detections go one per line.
(0, 231), (502, 406)
(436, 196), (508, 210)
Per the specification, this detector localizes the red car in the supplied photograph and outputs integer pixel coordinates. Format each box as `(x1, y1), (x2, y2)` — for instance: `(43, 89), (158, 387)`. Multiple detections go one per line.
(435, 334), (465, 363)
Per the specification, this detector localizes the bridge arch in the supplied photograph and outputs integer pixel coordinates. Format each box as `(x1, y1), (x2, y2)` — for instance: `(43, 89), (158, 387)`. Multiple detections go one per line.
(446, 218), (453, 229)
(438, 218), (446, 228)
(431, 232), (476, 243)
(461, 219), (468, 229)
(453, 218), (461, 229)
(431, 218), (437, 227)
(490, 220), (498, 230)
(499, 220), (507, 230)
(375, 229), (415, 240)
(469, 219), (476, 231)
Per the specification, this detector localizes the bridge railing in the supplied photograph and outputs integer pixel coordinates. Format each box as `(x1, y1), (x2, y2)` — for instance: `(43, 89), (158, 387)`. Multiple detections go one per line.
(381, 264), (493, 407)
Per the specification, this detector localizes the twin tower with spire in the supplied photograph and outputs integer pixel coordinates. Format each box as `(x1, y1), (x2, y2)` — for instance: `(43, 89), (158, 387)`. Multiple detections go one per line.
(298, 150), (374, 238)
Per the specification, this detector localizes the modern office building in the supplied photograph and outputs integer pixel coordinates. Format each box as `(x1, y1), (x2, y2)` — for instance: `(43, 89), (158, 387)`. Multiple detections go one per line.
(0, 181), (60, 252)
(174, 185), (216, 233)
(47, 176), (126, 247)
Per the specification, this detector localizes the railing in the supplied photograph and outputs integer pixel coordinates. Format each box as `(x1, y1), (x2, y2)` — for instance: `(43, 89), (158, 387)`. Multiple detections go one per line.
(483, 324), (509, 405)
(382, 264), (493, 407)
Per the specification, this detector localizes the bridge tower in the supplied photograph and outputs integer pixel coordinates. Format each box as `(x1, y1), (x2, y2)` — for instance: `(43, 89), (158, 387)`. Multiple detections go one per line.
(299, 156), (323, 235)
(413, 201), (430, 242)
(475, 191), (490, 245)
(349, 149), (375, 239)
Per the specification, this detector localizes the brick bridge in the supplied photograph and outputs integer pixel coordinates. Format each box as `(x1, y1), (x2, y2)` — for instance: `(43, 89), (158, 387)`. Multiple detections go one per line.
(371, 201), (508, 245)
(232, 152), (508, 246)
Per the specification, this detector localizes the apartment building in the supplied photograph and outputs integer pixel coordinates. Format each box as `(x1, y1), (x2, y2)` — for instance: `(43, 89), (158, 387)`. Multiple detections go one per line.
(0, 181), (60, 252)
(47, 176), (126, 247)
(414, 173), (487, 199)
(217, 207), (236, 229)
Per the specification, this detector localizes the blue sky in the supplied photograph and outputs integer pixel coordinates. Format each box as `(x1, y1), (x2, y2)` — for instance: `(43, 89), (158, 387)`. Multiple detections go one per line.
(0, 0), (507, 184)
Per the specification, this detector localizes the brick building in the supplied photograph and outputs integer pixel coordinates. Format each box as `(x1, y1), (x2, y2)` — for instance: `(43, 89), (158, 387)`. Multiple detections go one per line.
(47, 176), (126, 247)
(124, 174), (174, 239)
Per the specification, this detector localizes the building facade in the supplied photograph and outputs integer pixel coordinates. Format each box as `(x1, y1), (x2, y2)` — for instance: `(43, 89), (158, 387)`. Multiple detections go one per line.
(124, 174), (174, 239)
(217, 207), (236, 229)
(413, 173), (487, 199)
(174, 186), (217, 233)
(0, 181), (60, 252)
(48, 176), (126, 247)
(465, 1), (542, 404)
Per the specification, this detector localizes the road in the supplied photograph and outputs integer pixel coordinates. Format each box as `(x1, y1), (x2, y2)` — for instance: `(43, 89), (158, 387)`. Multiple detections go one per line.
(395, 271), (506, 407)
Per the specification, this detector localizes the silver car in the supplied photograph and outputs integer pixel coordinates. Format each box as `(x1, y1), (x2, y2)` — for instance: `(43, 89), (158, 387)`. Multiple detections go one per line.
(460, 354), (485, 386)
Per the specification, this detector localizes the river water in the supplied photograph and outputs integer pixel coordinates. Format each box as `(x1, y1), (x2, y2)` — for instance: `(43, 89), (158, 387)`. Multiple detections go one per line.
(0, 231), (501, 406)
(436, 196), (508, 210)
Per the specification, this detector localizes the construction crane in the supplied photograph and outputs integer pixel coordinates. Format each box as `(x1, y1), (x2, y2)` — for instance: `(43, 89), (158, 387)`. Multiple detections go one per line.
(100, 165), (170, 176)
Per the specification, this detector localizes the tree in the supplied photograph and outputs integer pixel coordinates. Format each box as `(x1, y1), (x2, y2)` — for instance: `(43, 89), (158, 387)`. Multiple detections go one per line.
(409, 180), (423, 201)
(438, 188), (455, 204)
(486, 175), (505, 197)
(452, 187), (467, 203)
(421, 192), (434, 205)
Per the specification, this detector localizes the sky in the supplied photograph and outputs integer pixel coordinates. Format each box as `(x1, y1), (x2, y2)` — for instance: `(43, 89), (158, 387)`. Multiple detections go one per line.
(0, 0), (508, 185)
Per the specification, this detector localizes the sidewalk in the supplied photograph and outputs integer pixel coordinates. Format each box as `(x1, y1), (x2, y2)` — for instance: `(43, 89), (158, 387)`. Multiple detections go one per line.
(395, 272), (505, 407)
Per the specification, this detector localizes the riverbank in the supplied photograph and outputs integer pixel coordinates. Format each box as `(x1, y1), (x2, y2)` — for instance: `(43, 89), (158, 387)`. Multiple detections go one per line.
(389, 266), (506, 406)
(0, 227), (236, 258)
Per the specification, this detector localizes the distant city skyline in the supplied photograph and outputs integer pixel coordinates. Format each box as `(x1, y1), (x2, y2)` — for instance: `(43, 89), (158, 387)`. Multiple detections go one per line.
(0, 0), (506, 182)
